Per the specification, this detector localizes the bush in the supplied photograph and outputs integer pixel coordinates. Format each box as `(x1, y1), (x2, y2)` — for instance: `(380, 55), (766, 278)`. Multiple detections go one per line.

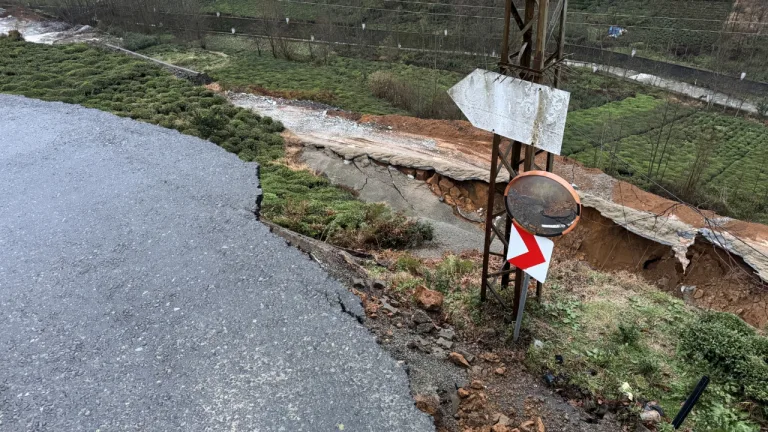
(679, 312), (768, 406)
(757, 99), (768, 118)
(614, 322), (642, 346)
(2, 30), (24, 42)
(368, 70), (462, 120)
(121, 32), (161, 51)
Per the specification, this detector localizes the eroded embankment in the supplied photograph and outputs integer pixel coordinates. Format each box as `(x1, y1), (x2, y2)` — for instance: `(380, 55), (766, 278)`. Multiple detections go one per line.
(294, 138), (768, 328)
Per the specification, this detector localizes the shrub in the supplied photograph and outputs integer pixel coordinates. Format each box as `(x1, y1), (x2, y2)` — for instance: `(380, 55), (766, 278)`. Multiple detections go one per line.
(368, 70), (462, 120)
(757, 99), (768, 118)
(679, 312), (768, 406)
(121, 32), (161, 52)
(614, 322), (642, 346)
(3, 30), (24, 42)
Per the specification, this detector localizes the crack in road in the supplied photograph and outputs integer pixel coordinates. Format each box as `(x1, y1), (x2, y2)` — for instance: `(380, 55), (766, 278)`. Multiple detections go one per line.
(351, 160), (369, 192)
(388, 168), (416, 212)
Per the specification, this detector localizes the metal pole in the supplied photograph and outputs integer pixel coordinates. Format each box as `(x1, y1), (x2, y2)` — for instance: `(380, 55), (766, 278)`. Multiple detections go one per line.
(480, 134), (502, 302)
(672, 376), (710, 429)
(513, 273), (531, 341)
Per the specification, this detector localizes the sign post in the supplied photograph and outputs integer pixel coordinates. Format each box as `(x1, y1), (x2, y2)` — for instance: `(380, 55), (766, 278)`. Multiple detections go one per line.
(502, 171), (581, 341)
(446, 0), (572, 324)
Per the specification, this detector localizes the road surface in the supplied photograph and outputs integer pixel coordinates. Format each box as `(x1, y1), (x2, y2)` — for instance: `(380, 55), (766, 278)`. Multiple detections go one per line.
(0, 95), (433, 431)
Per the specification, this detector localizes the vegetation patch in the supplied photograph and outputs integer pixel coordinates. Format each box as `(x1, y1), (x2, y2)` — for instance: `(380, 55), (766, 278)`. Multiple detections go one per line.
(0, 38), (431, 250)
(142, 39), (463, 116)
(524, 261), (768, 431)
(368, 249), (768, 431)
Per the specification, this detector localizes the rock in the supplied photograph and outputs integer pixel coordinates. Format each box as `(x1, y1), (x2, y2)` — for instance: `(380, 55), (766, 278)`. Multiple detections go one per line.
(380, 301), (399, 315)
(533, 339), (544, 349)
(495, 367), (506, 375)
(496, 413), (511, 426)
(412, 309), (432, 324)
(479, 352), (500, 363)
(407, 336), (432, 353)
(491, 425), (511, 432)
(458, 388), (471, 398)
(436, 337), (454, 349)
(415, 285), (444, 311)
(389, 299), (400, 307)
(449, 352), (471, 368)
(449, 389), (461, 415)
(352, 278), (367, 289)
(635, 424), (652, 432)
(426, 173), (440, 185)
(535, 417), (545, 432)
(457, 349), (476, 364)
(354, 155), (371, 168)
(639, 410), (660, 423)
(438, 327), (456, 340)
(415, 169), (431, 181)
(470, 380), (484, 390)
(416, 322), (435, 334)
(431, 346), (448, 359)
(471, 365), (483, 375)
(414, 393), (440, 416)
(372, 279), (386, 290)
(439, 177), (455, 192)
(519, 420), (535, 432)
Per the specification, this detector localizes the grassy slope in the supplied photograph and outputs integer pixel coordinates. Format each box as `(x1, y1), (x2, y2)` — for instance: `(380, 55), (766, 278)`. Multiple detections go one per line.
(382, 252), (768, 431)
(142, 37), (768, 222)
(525, 261), (768, 431)
(142, 37), (464, 115)
(0, 38), (432, 249)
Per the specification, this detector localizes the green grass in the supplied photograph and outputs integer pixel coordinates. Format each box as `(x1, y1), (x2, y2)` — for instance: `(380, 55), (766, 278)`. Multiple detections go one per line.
(142, 36), (650, 116)
(565, 100), (768, 222)
(0, 37), (432, 250)
(138, 37), (768, 222)
(525, 262), (767, 431)
(141, 38), (463, 115)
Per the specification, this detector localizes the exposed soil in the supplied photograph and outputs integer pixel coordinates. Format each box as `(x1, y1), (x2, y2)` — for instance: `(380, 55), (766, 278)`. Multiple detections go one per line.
(557, 207), (768, 327)
(356, 265), (624, 432)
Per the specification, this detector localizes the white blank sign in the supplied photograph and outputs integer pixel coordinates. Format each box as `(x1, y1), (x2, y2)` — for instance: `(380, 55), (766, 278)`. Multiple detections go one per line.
(448, 69), (570, 155)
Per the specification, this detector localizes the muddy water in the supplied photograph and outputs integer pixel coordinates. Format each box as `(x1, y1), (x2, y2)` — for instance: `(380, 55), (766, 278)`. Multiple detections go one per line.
(0, 11), (100, 44)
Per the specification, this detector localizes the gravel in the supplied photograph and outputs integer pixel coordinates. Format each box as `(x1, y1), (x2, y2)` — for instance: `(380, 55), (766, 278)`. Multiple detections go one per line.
(0, 95), (433, 432)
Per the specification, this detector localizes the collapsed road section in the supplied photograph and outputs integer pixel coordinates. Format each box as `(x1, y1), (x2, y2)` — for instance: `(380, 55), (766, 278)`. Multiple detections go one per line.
(231, 92), (768, 328)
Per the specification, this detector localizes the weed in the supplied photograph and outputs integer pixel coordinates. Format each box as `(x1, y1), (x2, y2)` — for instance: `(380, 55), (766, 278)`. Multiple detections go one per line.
(635, 356), (660, 378)
(395, 253), (421, 274)
(3, 29), (23, 42)
(121, 32), (163, 51)
(615, 322), (642, 346)
(368, 70), (462, 119)
(390, 272), (423, 293)
(757, 99), (768, 119)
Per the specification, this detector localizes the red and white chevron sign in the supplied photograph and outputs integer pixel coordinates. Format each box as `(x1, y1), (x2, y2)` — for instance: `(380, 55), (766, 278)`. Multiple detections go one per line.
(506, 223), (555, 282)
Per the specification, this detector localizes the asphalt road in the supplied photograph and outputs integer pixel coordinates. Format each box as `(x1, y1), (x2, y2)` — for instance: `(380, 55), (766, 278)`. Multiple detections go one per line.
(0, 95), (433, 431)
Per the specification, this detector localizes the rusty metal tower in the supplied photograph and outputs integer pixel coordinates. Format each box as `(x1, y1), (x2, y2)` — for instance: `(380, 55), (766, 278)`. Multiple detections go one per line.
(479, 0), (569, 318)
